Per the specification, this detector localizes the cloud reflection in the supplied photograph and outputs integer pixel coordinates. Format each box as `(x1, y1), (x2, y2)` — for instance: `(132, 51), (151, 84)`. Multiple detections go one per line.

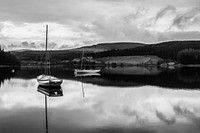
(0, 78), (200, 131)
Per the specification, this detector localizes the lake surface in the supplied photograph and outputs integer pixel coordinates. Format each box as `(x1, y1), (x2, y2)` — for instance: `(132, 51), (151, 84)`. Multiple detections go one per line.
(0, 66), (200, 133)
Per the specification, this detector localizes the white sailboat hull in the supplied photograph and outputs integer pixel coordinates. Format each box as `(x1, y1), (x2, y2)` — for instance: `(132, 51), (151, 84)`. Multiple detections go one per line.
(74, 69), (101, 74)
(37, 75), (63, 87)
(74, 72), (100, 77)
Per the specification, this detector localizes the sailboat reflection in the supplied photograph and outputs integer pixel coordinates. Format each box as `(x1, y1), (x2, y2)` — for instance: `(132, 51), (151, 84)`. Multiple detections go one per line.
(75, 72), (100, 77)
(37, 85), (63, 133)
(38, 85), (63, 97)
(81, 78), (85, 98)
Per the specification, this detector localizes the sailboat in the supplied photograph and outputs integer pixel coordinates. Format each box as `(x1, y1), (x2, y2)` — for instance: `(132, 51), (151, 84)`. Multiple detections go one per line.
(37, 25), (63, 87)
(74, 50), (101, 75)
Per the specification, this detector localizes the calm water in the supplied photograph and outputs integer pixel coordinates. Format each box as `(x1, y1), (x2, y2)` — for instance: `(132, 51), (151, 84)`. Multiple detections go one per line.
(0, 66), (200, 133)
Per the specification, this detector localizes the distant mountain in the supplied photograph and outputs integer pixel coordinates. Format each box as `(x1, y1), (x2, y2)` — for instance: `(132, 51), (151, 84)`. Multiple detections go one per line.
(11, 40), (200, 63)
(91, 40), (200, 60)
(11, 49), (33, 52)
(11, 42), (145, 61)
(72, 42), (145, 52)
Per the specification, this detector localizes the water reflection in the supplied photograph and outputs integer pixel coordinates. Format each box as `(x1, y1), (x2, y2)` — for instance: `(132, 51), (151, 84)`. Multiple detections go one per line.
(0, 67), (18, 87)
(0, 71), (200, 133)
(101, 66), (164, 75)
(2, 66), (200, 89)
(37, 85), (63, 133)
(177, 67), (200, 83)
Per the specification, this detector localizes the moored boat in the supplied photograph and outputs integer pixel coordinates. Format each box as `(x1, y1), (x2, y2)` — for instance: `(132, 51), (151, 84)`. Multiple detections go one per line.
(37, 25), (63, 87)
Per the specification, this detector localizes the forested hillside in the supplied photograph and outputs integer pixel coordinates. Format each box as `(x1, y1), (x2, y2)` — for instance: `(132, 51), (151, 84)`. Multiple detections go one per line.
(0, 46), (20, 65)
(11, 41), (200, 64)
(12, 42), (144, 61)
(89, 41), (200, 61)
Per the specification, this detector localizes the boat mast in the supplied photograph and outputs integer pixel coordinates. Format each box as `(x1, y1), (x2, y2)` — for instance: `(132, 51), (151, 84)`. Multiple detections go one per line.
(46, 25), (48, 52)
(45, 25), (48, 75)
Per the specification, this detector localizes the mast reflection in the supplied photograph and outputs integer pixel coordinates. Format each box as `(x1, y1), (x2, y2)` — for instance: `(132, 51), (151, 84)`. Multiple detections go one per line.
(37, 85), (63, 133)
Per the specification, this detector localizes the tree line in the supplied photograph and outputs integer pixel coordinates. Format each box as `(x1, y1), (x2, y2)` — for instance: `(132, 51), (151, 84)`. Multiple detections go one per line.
(177, 49), (200, 65)
(0, 46), (20, 65)
(86, 40), (200, 63)
(11, 40), (200, 65)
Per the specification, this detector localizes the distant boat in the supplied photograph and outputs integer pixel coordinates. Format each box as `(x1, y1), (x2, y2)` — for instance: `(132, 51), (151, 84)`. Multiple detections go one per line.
(74, 69), (101, 73)
(37, 25), (63, 87)
(74, 50), (101, 75)
(74, 71), (101, 77)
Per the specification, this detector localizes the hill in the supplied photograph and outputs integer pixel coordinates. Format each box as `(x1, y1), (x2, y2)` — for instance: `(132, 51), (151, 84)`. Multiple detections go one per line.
(11, 42), (145, 62)
(72, 42), (145, 52)
(90, 40), (200, 61)
(11, 40), (200, 65)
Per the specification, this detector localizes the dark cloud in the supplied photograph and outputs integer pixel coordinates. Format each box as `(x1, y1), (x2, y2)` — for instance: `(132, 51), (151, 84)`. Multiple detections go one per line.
(155, 5), (176, 21)
(58, 44), (70, 50)
(21, 41), (37, 48)
(40, 42), (58, 49)
(171, 7), (200, 30)
(6, 41), (38, 49)
(5, 41), (58, 50)
(7, 43), (19, 48)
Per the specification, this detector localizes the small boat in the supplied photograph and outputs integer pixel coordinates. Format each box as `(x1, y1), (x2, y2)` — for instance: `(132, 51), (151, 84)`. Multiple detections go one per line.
(74, 69), (100, 73)
(37, 75), (63, 87)
(74, 71), (101, 77)
(37, 25), (63, 87)
(74, 51), (101, 75)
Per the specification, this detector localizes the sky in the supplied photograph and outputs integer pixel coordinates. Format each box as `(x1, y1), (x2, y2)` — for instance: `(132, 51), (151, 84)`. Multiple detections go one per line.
(0, 0), (200, 50)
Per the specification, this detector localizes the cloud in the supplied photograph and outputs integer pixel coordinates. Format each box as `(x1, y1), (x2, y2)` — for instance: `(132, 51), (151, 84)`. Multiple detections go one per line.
(88, 15), (157, 43)
(155, 5), (176, 21)
(21, 41), (37, 48)
(0, 0), (112, 23)
(1, 0), (200, 50)
(5, 41), (59, 50)
(6, 43), (19, 48)
(171, 7), (200, 30)
(158, 31), (200, 42)
(6, 41), (38, 50)
(40, 42), (58, 49)
(0, 21), (81, 50)
(59, 43), (82, 50)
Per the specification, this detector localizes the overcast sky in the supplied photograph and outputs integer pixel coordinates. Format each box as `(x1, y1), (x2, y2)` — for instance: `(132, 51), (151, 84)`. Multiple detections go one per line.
(0, 0), (200, 50)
